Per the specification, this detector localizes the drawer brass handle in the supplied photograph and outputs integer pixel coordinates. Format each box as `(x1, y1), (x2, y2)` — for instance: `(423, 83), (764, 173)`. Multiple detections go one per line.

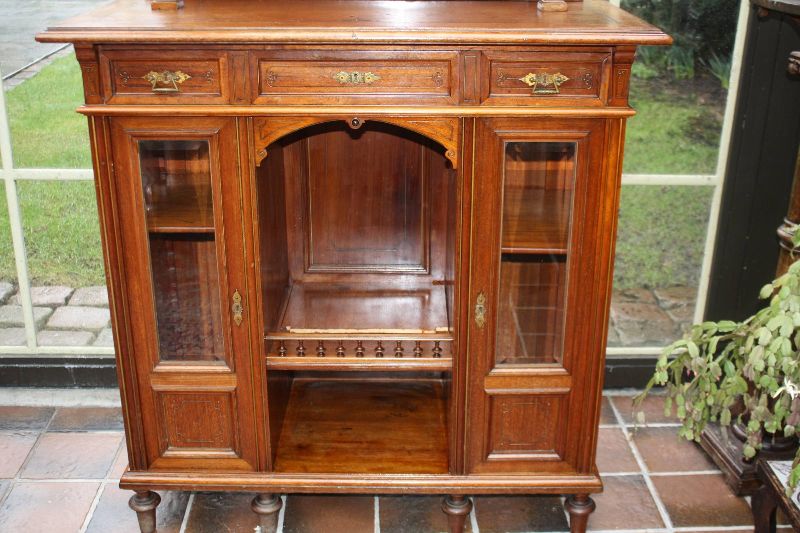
(333, 71), (381, 85)
(518, 72), (570, 95)
(232, 290), (243, 326)
(474, 291), (487, 329)
(143, 70), (191, 92)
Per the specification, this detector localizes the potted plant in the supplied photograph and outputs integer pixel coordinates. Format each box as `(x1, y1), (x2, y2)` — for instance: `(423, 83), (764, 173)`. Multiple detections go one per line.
(635, 258), (800, 491)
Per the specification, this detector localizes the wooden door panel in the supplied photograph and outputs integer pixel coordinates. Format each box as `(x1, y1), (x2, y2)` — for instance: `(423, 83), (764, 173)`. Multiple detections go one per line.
(109, 116), (257, 472)
(487, 394), (566, 459)
(466, 117), (617, 475)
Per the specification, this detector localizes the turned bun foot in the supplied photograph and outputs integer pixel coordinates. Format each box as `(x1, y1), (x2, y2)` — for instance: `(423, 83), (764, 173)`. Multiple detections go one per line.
(251, 493), (282, 533)
(128, 490), (161, 533)
(565, 494), (596, 533)
(442, 494), (472, 533)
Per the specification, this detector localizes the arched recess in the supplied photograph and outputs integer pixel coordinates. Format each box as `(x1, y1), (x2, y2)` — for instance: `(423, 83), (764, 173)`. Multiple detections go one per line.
(253, 116), (460, 169)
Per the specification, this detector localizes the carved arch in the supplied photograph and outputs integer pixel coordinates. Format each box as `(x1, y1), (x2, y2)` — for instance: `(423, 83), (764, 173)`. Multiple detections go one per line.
(253, 116), (460, 169)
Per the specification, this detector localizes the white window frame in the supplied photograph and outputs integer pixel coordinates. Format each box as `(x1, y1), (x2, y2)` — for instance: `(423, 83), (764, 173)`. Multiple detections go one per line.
(0, 0), (750, 357)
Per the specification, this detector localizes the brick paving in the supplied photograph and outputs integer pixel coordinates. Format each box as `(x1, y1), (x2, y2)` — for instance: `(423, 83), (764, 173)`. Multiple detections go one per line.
(608, 285), (696, 347)
(0, 394), (786, 532)
(0, 284), (111, 347)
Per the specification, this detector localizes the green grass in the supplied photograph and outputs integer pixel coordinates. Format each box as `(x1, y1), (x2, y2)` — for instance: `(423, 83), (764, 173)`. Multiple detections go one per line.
(0, 54), (722, 289)
(624, 80), (723, 174)
(0, 54), (104, 287)
(7, 54), (92, 168)
(615, 186), (713, 290)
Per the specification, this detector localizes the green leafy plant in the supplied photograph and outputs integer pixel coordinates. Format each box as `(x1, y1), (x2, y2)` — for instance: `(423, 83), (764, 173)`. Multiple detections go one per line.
(704, 53), (732, 90)
(667, 46), (695, 80)
(635, 253), (800, 491)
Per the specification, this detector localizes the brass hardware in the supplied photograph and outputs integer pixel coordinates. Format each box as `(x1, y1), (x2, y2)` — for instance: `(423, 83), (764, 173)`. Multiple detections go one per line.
(518, 72), (570, 94)
(474, 292), (487, 329)
(333, 71), (381, 85)
(789, 51), (800, 77)
(143, 70), (191, 92)
(232, 290), (243, 326)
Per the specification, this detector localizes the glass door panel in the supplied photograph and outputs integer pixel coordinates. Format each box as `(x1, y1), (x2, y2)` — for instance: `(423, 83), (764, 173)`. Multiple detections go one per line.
(496, 142), (575, 366)
(138, 140), (224, 362)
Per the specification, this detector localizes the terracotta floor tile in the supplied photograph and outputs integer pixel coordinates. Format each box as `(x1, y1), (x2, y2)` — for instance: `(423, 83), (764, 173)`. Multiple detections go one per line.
(611, 394), (676, 426)
(49, 407), (124, 431)
(588, 475), (664, 530)
(184, 492), (260, 533)
(599, 397), (617, 425)
(284, 495), (374, 533)
(0, 406), (54, 430)
(596, 428), (638, 473)
(108, 443), (129, 479)
(0, 431), (38, 477)
(651, 473), (753, 528)
(634, 427), (717, 472)
(380, 495), (472, 533)
(474, 495), (567, 532)
(86, 484), (189, 533)
(21, 432), (122, 479)
(0, 481), (99, 532)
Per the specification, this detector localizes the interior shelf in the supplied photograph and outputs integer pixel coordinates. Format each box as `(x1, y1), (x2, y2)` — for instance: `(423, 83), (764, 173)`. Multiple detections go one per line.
(146, 183), (215, 233)
(265, 281), (453, 371)
(273, 377), (449, 474)
(275, 281), (450, 332)
(501, 188), (570, 255)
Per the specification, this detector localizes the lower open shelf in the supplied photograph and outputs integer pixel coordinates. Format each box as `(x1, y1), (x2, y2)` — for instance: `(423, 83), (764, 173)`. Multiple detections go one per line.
(273, 377), (449, 475)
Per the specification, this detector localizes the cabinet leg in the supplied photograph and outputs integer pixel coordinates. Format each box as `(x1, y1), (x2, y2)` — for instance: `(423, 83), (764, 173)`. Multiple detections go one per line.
(751, 485), (778, 533)
(441, 495), (472, 533)
(565, 494), (595, 533)
(251, 493), (282, 533)
(128, 490), (161, 533)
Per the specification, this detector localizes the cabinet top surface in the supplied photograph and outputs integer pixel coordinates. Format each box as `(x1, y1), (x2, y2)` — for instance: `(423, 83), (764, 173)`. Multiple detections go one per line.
(37, 0), (670, 46)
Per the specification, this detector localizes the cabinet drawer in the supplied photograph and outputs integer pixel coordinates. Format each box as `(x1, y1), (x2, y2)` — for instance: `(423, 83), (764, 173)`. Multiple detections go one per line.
(252, 51), (458, 105)
(482, 51), (611, 106)
(99, 49), (230, 104)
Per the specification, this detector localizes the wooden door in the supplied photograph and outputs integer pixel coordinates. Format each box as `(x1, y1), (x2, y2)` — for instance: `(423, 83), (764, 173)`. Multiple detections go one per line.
(109, 116), (257, 471)
(466, 117), (621, 475)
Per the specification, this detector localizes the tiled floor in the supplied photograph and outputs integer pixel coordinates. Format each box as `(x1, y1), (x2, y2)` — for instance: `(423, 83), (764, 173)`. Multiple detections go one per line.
(0, 393), (786, 532)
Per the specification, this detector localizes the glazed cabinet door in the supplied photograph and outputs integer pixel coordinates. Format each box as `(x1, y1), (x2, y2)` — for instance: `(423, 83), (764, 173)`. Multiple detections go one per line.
(109, 116), (257, 471)
(466, 117), (620, 475)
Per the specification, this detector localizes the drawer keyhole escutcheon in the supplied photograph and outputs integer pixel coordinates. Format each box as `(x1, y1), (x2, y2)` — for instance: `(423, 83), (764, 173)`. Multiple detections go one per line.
(333, 71), (381, 85)
(232, 290), (243, 326)
(518, 72), (570, 95)
(475, 292), (487, 329)
(143, 70), (192, 92)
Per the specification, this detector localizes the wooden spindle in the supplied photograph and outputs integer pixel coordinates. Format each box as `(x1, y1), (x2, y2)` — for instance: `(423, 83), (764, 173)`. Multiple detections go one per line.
(336, 341), (345, 357)
(317, 340), (326, 357)
(297, 340), (306, 357)
(375, 340), (385, 358)
(433, 341), (442, 358)
(355, 340), (365, 358)
(394, 341), (404, 357)
(278, 341), (287, 357)
(413, 341), (423, 358)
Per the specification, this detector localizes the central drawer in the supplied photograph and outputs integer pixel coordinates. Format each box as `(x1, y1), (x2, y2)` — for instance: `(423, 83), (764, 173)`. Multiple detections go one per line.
(250, 50), (459, 105)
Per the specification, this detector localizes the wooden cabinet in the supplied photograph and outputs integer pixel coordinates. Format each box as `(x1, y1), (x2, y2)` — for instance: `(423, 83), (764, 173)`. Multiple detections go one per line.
(39, 1), (669, 531)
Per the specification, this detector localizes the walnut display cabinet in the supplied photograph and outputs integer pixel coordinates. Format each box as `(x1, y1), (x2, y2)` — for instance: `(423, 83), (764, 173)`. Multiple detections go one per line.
(38, 2), (669, 531)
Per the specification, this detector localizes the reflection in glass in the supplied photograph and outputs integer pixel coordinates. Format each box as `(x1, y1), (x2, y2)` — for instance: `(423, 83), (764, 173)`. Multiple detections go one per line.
(496, 142), (575, 366)
(139, 140), (223, 362)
